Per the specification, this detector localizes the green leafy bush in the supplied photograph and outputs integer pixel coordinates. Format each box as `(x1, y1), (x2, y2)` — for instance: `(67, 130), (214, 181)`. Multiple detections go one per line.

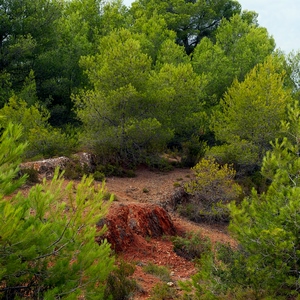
(93, 171), (106, 181)
(145, 156), (173, 172)
(172, 231), (211, 261)
(0, 96), (78, 159)
(180, 157), (242, 223)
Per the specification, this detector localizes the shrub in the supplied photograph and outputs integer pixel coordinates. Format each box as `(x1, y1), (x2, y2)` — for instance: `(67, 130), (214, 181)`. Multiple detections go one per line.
(172, 231), (212, 260)
(149, 282), (177, 300)
(145, 156), (173, 172)
(0, 96), (78, 159)
(185, 157), (242, 204)
(180, 157), (242, 223)
(104, 260), (139, 300)
(19, 167), (40, 184)
(143, 263), (171, 282)
(93, 171), (106, 181)
(64, 160), (84, 179)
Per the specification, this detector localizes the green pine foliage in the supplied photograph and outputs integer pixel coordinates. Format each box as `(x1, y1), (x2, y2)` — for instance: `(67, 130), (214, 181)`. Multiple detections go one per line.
(181, 101), (300, 299)
(0, 123), (115, 299)
(229, 100), (300, 296)
(211, 55), (292, 167)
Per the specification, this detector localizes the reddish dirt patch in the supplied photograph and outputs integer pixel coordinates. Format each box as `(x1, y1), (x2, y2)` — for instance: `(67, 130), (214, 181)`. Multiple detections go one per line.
(99, 203), (176, 252)
(102, 167), (237, 299)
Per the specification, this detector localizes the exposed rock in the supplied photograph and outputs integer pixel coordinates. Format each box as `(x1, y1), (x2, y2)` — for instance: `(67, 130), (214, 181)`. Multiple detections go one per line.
(97, 203), (177, 252)
(72, 152), (96, 173)
(19, 152), (95, 179)
(20, 156), (70, 179)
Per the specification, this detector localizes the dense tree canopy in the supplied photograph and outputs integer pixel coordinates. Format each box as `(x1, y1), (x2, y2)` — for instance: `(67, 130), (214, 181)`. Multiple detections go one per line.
(211, 55), (292, 167)
(130, 0), (241, 54)
(1, 0), (297, 168)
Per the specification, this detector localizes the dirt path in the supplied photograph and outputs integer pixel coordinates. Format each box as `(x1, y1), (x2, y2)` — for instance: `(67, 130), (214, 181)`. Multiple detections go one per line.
(104, 167), (236, 299)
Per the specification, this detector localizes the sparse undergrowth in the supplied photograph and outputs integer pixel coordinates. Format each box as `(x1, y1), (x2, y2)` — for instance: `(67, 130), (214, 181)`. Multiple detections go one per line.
(172, 231), (212, 261)
(149, 282), (177, 300)
(104, 259), (140, 300)
(143, 263), (172, 282)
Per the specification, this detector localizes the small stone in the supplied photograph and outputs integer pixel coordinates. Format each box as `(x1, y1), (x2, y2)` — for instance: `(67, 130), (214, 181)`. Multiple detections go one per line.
(167, 282), (174, 287)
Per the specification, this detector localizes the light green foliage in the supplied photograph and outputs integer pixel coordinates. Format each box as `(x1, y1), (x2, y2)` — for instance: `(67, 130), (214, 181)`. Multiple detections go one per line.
(181, 157), (241, 223)
(99, 0), (131, 36)
(192, 14), (275, 106)
(147, 62), (206, 140)
(0, 96), (77, 158)
(155, 39), (190, 68)
(185, 157), (242, 204)
(74, 30), (170, 162)
(132, 14), (176, 62)
(216, 14), (275, 81)
(228, 101), (300, 295)
(192, 37), (232, 106)
(0, 123), (114, 299)
(0, 123), (27, 196)
(130, 0), (241, 54)
(211, 55), (292, 166)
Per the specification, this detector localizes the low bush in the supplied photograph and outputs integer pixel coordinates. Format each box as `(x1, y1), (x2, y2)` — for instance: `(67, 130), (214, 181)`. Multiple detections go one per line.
(104, 260), (139, 300)
(179, 157), (242, 223)
(64, 160), (84, 179)
(19, 167), (40, 184)
(93, 171), (106, 181)
(149, 282), (177, 300)
(143, 263), (171, 282)
(172, 231), (211, 261)
(145, 156), (174, 172)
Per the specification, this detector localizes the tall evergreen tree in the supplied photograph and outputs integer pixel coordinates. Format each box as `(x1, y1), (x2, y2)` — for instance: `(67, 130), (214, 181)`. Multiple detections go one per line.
(211, 55), (292, 167)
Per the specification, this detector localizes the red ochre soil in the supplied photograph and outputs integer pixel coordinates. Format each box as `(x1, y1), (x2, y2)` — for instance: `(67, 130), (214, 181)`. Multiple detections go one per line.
(99, 167), (237, 299)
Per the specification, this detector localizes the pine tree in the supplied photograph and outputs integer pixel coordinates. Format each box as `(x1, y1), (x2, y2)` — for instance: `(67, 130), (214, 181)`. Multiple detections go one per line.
(0, 123), (114, 299)
(228, 100), (300, 296)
